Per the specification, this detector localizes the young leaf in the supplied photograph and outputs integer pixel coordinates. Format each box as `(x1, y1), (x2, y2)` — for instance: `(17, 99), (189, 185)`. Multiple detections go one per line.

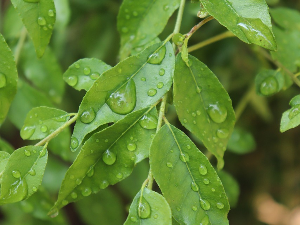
(117, 0), (180, 59)
(227, 127), (256, 154)
(0, 146), (48, 205)
(49, 108), (157, 215)
(280, 95), (300, 132)
(124, 188), (172, 224)
(173, 54), (235, 169)
(255, 69), (284, 97)
(20, 106), (70, 140)
(200, 0), (277, 50)
(71, 42), (174, 152)
(10, 0), (56, 57)
(63, 58), (111, 91)
(20, 43), (65, 104)
(150, 124), (230, 225)
(0, 33), (18, 126)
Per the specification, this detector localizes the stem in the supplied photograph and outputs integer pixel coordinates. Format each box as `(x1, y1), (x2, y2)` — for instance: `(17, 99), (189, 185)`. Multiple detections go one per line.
(186, 16), (214, 40)
(234, 84), (255, 121)
(156, 95), (168, 133)
(295, 72), (300, 78)
(35, 114), (78, 147)
(14, 27), (27, 64)
(173, 0), (186, 34)
(188, 31), (235, 53)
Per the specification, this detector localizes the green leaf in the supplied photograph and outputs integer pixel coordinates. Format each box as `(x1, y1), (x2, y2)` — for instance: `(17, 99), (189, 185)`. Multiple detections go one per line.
(20, 43), (65, 103)
(227, 127), (256, 154)
(117, 0), (180, 59)
(49, 108), (156, 215)
(0, 146), (48, 204)
(150, 124), (230, 225)
(8, 80), (53, 129)
(270, 7), (300, 32)
(280, 95), (300, 132)
(124, 188), (172, 225)
(3, 6), (23, 39)
(173, 54), (235, 169)
(0, 33), (18, 126)
(20, 106), (70, 140)
(71, 41), (174, 151)
(75, 189), (125, 225)
(217, 171), (240, 208)
(11, 0), (56, 57)
(255, 69), (284, 97)
(0, 151), (11, 174)
(53, 0), (70, 30)
(0, 138), (14, 154)
(200, 0), (277, 50)
(63, 58), (111, 91)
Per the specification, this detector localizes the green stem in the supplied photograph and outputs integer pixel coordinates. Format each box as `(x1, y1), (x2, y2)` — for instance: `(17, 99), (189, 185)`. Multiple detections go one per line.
(173, 0), (186, 34)
(234, 84), (255, 121)
(188, 31), (235, 53)
(14, 27), (27, 64)
(186, 16), (214, 40)
(35, 114), (78, 147)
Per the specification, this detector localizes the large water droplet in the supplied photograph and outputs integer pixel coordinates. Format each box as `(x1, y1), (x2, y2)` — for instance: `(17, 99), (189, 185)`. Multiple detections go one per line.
(127, 143), (137, 151)
(80, 108), (96, 124)
(107, 80), (136, 115)
(191, 182), (199, 192)
(200, 199), (211, 211)
(199, 164), (208, 175)
(82, 187), (92, 196)
(102, 150), (116, 165)
(207, 103), (227, 123)
(37, 17), (46, 26)
(66, 76), (78, 87)
(260, 76), (278, 96)
(71, 137), (79, 149)
(12, 170), (21, 179)
(216, 202), (224, 209)
(138, 197), (151, 219)
(21, 126), (35, 139)
(148, 46), (166, 64)
(139, 114), (157, 129)
(289, 95), (300, 107)
(0, 73), (7, 88)
(217, 129), (229, 139)
(147, 89), (157, 97)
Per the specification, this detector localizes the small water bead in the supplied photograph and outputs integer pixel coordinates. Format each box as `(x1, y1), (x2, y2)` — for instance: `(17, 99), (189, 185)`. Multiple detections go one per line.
(116, 173), (123, 179)
(21, 126), (35, 139)
(288, 105), (300, 119)
(148, 46), (166, 64)
(32, 186), (38, 192)
(141, 77), (146, 81)
(183, 119), (187, 123)
(163, 5), (169, 10)
(138, 198), (151, 219)
(192, 112), (196, 117)
(166, 162), (173, 168)
(147, 88), (157, 97)
(122, 27), (129, 33)
(83, 67), (91, 75)
(139, 114), (157, 129)
(157, 82), (164, 89)
(260, 76), (278, 96)
(24, 150), (31, 157)
(217, 129), (229, 139)
(48, 10), (54, 17)
(80, 108), (96, 124)
(100, 180), (109, 189)
(82, 187), (92, 196)
(213, 137), (218, 143)
(75, 179), (82, 185)
(200, 216), (210, 225)
(12, 170), (21, 178)
(200, 199), (211, 211)
(187, 145), (191, 149)
(154, 214), (158, 219)
(71, 137), (79, 149)
(193, 120), (197, 125)
(130, 216), (137, 222)
(216, 202), (224, 209)
(70, 175), (75, 179)
(90, 72), (100, 80)
(207, 103), (227, 123)
(127, 143), (136, 151)
(62, 200), (68, 206)
(87, 167), (94, 177)
(199, 164), (208, 175)
(67, 76), (78, 86)
(176, 207), (181, 211)
(179, 153), (189, 162)
(40, 125), (48, 133)
(159, 69), (165, 77)
(48, 24), (53, 29)
(211, 188), (215, 192)
(28, 168), (36, 176)
(105, 139), (108, 142)
(192, 206), (198, 211)
(191, 182), (199, 192)
(37, 17), (46, 26)
(0, 73), (7, 88)
(102, 150), (117, 165)
(203, 179), (210, 185)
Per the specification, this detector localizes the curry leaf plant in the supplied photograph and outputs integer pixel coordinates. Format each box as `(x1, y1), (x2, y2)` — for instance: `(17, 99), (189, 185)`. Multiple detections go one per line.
(2, 0), (300, 224)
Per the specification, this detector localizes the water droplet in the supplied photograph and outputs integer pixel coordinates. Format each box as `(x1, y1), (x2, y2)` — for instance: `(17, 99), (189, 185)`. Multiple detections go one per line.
(40, 125), (48, 133)
(37, 17), (46, 26)
(176, 207), (181, 211)
(163, 5), (169, 10)
(131, 216), (137, 222)
(203, 179), (210, 185)
(197, 110), (201, 115)
(62, 200), (68, 206)
(12, 170), (21, 178)
(102, 150), (116, 165)
(213, 137), (218, 143)
(66, 76), (78, 87)
(83, 67), (91, 75)
(199, 164), (208, 175)
(116, 173), (123, 179)
(191, 182), (199, 192)
(157, 82), (164, 89)
(0, 73), (7, 88)
(260, 76), (278, 96)
(28, 168), (36, 176)
(179, 153), (189, 162)
(192, 206), (198, 211)
(208, 103), (227, 123)
(159, 68), (165, 76)
(289, 105), (300, 119)
(139, 114), (157, 129)
(147, 89), (157, 97)
(211, 188), (215, 192)
(75, 179), (82, 185)
(21, 126), (35, 139)
(107, 80), (136, 115)
(48, 9), (54, 17)
(100, 180), (109, 189)
(122, 27), (128, 33)
(32, 186), (37, 192)
(216, 202), (224, 209)
(87, 167), (94, 177)
(82, 187), (92, 196)
(24, 150), (31, 157)
(141, 77), (146, 81)
(80, 108), (96, 124)
(187, 145), (191, 149)
(166, 162), (173, 168)
(138, 198), (151, 219)
(75, 63), (80, 68)
(71, 192), (78, 199)
(71, 137), (79, 149)
(192, 112), (196, 117)
(148, 46), (166, 64)
(90, 72), (100, 80)
(217, 129), (229, 139)
(183, 119), (187, 123)
(200, 216), (210, 225)
(200, 199), (211, 211)
(127, 143), (137, 151)
(196, 86), (201, 93)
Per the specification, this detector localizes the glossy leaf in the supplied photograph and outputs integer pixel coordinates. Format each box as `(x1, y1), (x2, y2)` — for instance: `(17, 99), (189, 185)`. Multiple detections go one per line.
(150, 124), (230, 225)
(0, 33), (18, 126)
(117, 0), (180, 59)
(11, 0), (56, 57)
(71, 42), (174, 151)
(0, 146), (48, 204)
(173, 54), (235, 169)
(218, 171), (240, 208)
(20, 106), (70, 140)
(227, 127), (256, 154)
(8, 80), (53, 129)
(200, 0), (276, 50)
(0, 151), (11, 174)
(0, 138), (14, 154)
(255, 69), (284, 97)
(63, 58), (111, 91)
(124, 188), (172, 225)
(280, 95), (300, 132)
(20, 43), (65, 103)
(49, 108), (157, 214)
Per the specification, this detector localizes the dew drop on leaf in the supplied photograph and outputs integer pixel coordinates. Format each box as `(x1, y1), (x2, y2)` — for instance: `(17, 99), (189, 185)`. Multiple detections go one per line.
(32, 186), (38, 192)
(48, 10), (54, 17)
(159, 68), (165, 76)
(66, 76), (78, 86)
(70, 137), (79, 149)
(216, 202), (224, 209)
(37, 17), (46, 26)
(200, 216), (210, 225)
(28, 168), (36, 176)
(199, 164), (208, 175)
(163, 5), (169, 11)
(147, 89), (157, 97)
(75, 179), (82, 185)
(80, 108), (96, 124)
(192, 206), (198, 211)
(130, 216), (137, 222)
(116, 173), (123, 179)
(100, 180), (109, 189)
(138, 197), (151, 219)
(179, 153), (189, 162)
(203, 178), (210, 185)
(83, 67), (91, 75)
(139, 114), (157, 129)
(260, 76), (278, 96)
(90, 72), (100, 80)
(12, 170), (21, 179)
(207, 103), (227, 123)
(102, 150), (117, 165)
(71, 192), (78, 199)
(191, 182), (199, 192)
(107, 79), (136, 115)
(166, 162), (173, 168)
(21, 126), (35, 139)
(199, 198), (211, 211)
(24, 150), (31, 157)
(288, 105), (300, 119)
(40, 125), (48, 133)
(87, 167), (94, 177)
(217, 129), (229, 139)
(81, 187), (92, 196)
(157, 82), (164, 89)
(148, 46), (166, 64)
(0, 73), (7, 88)
(127, 143), (137, 151)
